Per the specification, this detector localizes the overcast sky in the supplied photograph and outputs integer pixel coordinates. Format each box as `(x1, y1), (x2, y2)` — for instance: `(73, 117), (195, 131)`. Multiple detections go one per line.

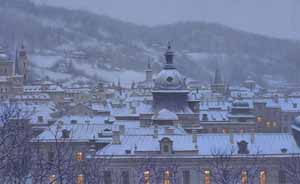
(33, 0), (300, 40)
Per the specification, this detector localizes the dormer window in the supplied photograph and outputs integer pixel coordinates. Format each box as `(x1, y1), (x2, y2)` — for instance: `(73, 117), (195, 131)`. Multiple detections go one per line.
(202, 114), (208, 121)
(293, 103), (298, 109)
(62, 129), (70, 138)
(159, 137), (173, 154)
(38, 116), (44, 122)
(237, 140), (249, 154)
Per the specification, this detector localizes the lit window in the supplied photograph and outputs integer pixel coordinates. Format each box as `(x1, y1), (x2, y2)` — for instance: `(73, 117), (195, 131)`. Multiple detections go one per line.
(204, 170), (211, 184)
(144, 171), (150, 184)
(77, 174), (84, 184)
(241, 171), (247, 184)
(222, 128), (228, 134)
(266, 122), (271, 128)
(259, 170), (266, 184)
(76, 152), (83, 161)
(273, 122), (277, 127)
(50, 175), (56, 184)
(257, 116), (263, 123)
(163, 170), (171, 184)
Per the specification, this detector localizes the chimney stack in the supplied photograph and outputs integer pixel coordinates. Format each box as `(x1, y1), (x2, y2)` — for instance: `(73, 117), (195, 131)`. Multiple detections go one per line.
(229, 132), (234, 144)
(192, 129), (198, 144)
(153, 125), (158, 138)
(112, 131), (121, 144)
(119, 125), (125, 135)
(251, 131), (255, 144)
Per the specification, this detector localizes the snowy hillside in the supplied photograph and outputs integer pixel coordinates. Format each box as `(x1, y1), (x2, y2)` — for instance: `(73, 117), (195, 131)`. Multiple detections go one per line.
(1, 0), (300, 87)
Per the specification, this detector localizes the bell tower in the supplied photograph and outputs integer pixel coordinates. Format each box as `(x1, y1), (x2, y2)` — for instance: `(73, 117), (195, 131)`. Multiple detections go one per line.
(17, 43), (29, 81)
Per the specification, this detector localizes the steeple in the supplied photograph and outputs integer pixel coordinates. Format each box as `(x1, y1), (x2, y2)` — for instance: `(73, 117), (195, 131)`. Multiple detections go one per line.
(164, 42), (175, 69)
(214, 61), (222, 85)
(146, 58), (153, 82)
(15, 47), (19, 75)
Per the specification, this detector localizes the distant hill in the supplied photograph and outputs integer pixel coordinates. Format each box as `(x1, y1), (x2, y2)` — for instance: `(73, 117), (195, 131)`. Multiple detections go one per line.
(1, 0), (300, 87)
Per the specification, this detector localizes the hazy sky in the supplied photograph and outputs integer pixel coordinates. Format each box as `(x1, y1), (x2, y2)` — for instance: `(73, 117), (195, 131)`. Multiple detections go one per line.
(34, 0), (300, 40)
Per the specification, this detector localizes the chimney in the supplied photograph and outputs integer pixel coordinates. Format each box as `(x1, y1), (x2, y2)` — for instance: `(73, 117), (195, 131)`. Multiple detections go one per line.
(112, 131), (121, 144)
(192, 129), (198, 144)
(119, 125), (125, 135)
(153, 125), (158, 138)
(251, 132), (255, 144)
(229, 133), (234, 144)
(89, 139), (97, 156)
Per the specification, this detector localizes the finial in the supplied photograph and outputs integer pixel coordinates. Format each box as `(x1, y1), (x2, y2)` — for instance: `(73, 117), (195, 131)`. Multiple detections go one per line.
(21, 40), (25, 49)
(164, 41), (175, 69)
(167, 41), (171, 50)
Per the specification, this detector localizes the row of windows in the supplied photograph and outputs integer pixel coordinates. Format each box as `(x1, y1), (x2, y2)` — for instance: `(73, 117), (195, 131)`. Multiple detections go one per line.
(48, 151), (84, 162)
(0, 88), (9, 93)
(50, 169), (268, 184)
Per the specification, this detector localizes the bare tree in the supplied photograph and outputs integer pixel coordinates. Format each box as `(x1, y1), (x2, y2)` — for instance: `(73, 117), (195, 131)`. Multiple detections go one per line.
(132, 156), (181, 184)
(203, 147), (263, 184)
(280, 154), (300, 184)
(31, 124), (79, 184)
(0, 103), (33, 184)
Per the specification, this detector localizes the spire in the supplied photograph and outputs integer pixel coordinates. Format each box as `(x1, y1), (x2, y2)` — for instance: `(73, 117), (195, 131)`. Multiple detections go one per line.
(164, 41), (175, 69)
(147, 58), (152, 70)
(214, 61), (222, 85)
(15, 47), (19, 75)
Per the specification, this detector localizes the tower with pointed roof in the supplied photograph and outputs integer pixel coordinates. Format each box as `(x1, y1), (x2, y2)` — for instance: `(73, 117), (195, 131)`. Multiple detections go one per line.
(17, 43), (29, 81)
(211, 62), (226, 95)
(145, 59), (153, 83)
(152, 43), (191, 113)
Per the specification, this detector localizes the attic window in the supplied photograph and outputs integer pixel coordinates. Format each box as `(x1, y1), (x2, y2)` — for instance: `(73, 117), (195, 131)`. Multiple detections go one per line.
(202, 114), (208, 121)
(160, 137), (173, 154)
(38, 116), (44, 122)
(166, 77), (173, 83)
(293, 103), (298, 109)
(237, 140), (249, 154)
(62, 129), (70, 138)
(70, 120), (77, 124)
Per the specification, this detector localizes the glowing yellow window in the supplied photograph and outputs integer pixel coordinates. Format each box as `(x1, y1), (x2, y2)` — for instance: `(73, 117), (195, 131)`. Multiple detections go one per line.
(259, 170), (267, 184)
(266, 122), (271, 128)
(77, 174), (84, 184)
(204, 170), (211, 184)
(144, 170), (150, 184)
(76, 152), (83, 161)
(50, 175), (56, 184)
(257, 116), (263, 123)
(241, 171), (247, 184)
(163, 170), (171, 184)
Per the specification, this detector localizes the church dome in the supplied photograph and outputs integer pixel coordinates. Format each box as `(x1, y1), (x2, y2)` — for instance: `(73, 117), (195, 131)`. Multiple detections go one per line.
(154, 69), (186, 90)
(153, 42), (187, 91)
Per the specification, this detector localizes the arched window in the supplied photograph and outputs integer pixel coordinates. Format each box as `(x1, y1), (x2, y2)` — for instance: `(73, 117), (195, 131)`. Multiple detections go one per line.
(159, 137), (173, 154)
(77, 174), (84, 184)
(144, 170), (150, 184)
(49, 175), (56, 184)
(241, 171), (247, 184)
(204, 170), (211, 184)
(163, 170), (171, 184)
(76, 152), (83, 161)
(259, 170), (267, 184)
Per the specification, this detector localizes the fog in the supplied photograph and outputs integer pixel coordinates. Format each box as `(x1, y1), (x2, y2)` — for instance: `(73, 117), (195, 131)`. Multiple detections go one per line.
(33, 0), (300, 40)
